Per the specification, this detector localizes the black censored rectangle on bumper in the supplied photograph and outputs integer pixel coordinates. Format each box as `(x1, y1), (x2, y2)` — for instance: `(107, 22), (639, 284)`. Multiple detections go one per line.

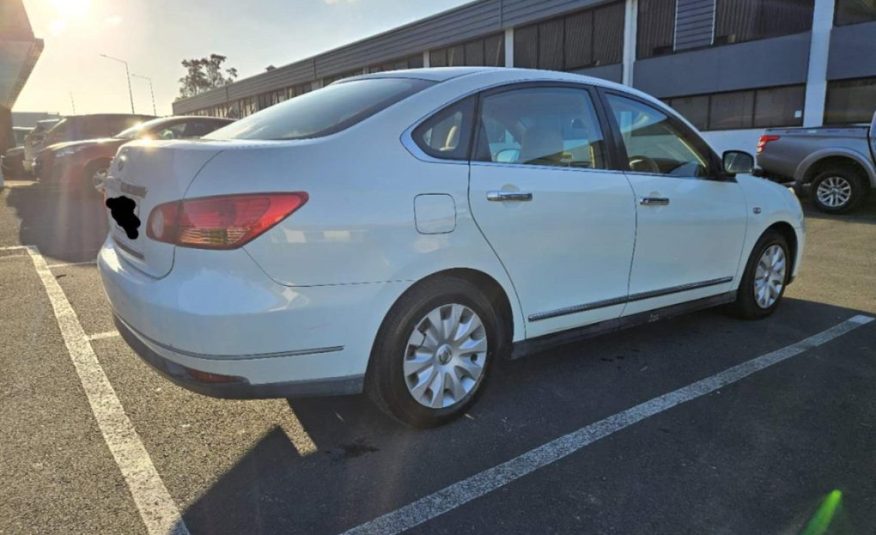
(113, 316), (363, 399)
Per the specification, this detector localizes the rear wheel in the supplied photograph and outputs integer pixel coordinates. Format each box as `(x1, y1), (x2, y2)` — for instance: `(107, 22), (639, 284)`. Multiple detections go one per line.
(367, 277), (504, 428)
(810, 167), (867, 214)
(728, 231), (790, 320)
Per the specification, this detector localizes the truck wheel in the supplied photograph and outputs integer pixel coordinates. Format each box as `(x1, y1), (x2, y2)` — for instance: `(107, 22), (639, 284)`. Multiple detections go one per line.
(810, 167), (867, 214)
(367, 276), (505, 428)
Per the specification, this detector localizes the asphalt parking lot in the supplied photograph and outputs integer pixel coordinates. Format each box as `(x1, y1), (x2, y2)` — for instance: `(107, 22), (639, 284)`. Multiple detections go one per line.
(1, 180), (875, 535)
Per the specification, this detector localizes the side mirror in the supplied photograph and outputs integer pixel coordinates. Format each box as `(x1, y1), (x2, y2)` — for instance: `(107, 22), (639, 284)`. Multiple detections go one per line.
(723, 150), (754, 176)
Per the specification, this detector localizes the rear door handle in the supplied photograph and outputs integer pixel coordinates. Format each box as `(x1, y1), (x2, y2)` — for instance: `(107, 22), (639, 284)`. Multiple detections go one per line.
(487, 191), (533, 202)
(640, 197), (670, 206)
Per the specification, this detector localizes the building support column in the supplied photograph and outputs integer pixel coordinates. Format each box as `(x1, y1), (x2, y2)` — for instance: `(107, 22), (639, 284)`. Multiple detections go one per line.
(622, 0), (638, 86)
(504, 28), (514, 67)
(803, 0), (835, 127)
(423, 50), (430, 68)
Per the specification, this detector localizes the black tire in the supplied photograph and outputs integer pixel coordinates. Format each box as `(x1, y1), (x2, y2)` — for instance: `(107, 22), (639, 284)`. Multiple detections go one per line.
(809, 167), (868, 214)
(367, 276), (506, 428)
(728, 230), (790, 320)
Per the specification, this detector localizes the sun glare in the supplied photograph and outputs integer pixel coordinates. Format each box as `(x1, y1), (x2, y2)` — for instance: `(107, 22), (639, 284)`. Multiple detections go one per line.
(50, 0), (92, 19)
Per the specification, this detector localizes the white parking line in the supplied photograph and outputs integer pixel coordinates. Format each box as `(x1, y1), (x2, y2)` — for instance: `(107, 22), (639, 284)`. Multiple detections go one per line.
(87, 330), (121, 341)
(25, 245), (189, 535)
(47, 260), (97, 269)
(342, 314), (874, 535)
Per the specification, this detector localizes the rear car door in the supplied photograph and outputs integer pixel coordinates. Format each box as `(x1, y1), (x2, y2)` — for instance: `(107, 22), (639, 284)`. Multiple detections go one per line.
(602, 92), (747, 316)
(468, 85), (637, 338)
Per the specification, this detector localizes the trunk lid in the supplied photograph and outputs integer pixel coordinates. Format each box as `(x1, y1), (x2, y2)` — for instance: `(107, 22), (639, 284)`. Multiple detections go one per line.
(103, 140), (223, 278)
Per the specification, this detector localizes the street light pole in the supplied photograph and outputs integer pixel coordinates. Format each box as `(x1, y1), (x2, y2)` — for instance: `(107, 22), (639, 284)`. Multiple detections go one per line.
(132, 74), (157, 116)
(100, 54), (135, 114)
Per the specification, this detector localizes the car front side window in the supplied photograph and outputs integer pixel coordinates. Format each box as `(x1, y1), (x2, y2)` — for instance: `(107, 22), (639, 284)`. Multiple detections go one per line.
(475, 86), (606, 169)
(606, 94), (711, 177)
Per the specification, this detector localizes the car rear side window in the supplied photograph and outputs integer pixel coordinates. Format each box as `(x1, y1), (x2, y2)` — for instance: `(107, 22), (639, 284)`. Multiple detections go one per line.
(206, 78), (434, 141)
(413, 96), (476, 160)
(474, 86), (607, 169)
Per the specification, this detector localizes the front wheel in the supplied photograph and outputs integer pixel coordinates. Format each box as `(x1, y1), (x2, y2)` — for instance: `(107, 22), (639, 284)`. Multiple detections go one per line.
(728, 231), (790, 320)
(367, 277), (504, 428)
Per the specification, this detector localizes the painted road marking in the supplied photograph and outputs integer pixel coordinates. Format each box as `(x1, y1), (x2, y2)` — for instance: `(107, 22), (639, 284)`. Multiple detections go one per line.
(47, 260), (97, 269)
(342, 315), (875, 535)
(86, 330), (121, 341)
(26, 245), (189, 535)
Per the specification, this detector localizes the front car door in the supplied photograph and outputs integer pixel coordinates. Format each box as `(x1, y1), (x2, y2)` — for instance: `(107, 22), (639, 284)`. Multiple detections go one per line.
(468, 84), (637, 338)
(601, 92), (748, 316)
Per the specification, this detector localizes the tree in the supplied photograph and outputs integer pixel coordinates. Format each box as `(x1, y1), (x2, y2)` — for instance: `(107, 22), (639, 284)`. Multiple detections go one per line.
(178, 54), (239, 99)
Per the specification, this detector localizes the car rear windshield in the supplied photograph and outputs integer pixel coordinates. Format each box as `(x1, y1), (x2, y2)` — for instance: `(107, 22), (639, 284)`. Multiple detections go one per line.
(205, 77), (434, 141)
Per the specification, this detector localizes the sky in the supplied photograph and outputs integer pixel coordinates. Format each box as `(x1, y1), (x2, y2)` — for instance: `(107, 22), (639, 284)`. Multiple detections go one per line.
(15, 0), (471, 116)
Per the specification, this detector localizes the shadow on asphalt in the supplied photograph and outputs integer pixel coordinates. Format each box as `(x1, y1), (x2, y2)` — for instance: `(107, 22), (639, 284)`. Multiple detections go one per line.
(174, 297), (873, 535)
(799, 194), (876, 225)
(5, 183), (106, 263)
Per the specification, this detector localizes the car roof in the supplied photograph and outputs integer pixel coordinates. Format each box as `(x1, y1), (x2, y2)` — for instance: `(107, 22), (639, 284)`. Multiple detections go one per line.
(347, 67), (657, 103)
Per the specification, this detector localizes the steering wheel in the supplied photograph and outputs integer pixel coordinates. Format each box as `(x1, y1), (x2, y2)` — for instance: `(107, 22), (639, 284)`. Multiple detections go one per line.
(628, 155), (661, 174)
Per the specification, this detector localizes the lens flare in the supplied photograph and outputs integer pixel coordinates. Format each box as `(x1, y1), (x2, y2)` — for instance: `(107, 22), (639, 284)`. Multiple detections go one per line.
(800, 490), (842, 535)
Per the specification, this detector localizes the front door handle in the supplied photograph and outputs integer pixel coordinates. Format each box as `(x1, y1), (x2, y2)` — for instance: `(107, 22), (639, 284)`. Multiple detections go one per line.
(640, 197), (670, 206)
(487, 191), (533, 202)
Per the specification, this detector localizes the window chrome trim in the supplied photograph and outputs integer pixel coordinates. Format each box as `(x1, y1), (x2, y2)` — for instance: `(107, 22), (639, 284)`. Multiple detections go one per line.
(528, 276), (734, 322)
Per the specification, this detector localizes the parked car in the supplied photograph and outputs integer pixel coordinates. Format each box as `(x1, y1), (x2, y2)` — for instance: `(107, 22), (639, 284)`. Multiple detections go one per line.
(757, 110), (876, 213)
(99, 68), (805, 428)
(23, 118), (61, 174)
(2, 127), (33, 178)
(37, 116), (234, 193)
(32, 113), (155, 185)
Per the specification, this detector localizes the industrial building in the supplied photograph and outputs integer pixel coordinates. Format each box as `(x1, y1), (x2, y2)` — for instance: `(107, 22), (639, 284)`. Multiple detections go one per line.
(172, 0), (876, 153)
(0, 0), (43, 154)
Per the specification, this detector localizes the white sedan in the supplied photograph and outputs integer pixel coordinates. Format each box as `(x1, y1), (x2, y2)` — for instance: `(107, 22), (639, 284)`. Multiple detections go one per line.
(99, 67), (804, 428)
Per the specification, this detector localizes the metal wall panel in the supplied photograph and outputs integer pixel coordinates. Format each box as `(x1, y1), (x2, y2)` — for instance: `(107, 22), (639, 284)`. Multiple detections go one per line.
(568, 63), (623, 83)
(674, 0), (714, 51)
(315, 0), (502, 77)
(827, 20), (876, 81)
(633, 32), (811, 98)
(501, 0), (612, 26)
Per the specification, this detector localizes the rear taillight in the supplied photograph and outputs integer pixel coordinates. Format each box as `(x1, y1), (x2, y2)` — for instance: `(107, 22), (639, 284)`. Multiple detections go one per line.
(756, 135), (780, 154)
(147, 192), (308, 249)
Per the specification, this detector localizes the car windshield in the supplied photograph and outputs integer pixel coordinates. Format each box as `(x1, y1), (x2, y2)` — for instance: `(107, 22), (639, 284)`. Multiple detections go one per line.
(205, 77), (433, 141)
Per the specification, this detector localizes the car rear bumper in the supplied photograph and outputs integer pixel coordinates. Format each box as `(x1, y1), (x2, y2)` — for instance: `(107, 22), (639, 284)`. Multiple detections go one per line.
(114, 315), (363, 398)
(98, 237), (406, 398)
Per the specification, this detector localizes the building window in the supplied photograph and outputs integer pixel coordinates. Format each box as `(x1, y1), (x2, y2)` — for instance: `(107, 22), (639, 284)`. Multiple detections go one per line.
(514, 2), (624, 70)
(637, 0), (675, 58)
(666, 85), (804, 131)
(287, 82), (312, 99)
(825, 77), (876, 124)
(429, 34), (504, 68)
(368, 54), (424, 73)
(835, 0), (876, 25)
(715, 0), (814, 45)
(668, 95), (710, 130)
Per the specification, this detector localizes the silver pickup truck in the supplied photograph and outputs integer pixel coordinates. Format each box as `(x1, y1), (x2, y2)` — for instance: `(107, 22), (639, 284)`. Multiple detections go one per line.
(756, 111), (876, 213)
